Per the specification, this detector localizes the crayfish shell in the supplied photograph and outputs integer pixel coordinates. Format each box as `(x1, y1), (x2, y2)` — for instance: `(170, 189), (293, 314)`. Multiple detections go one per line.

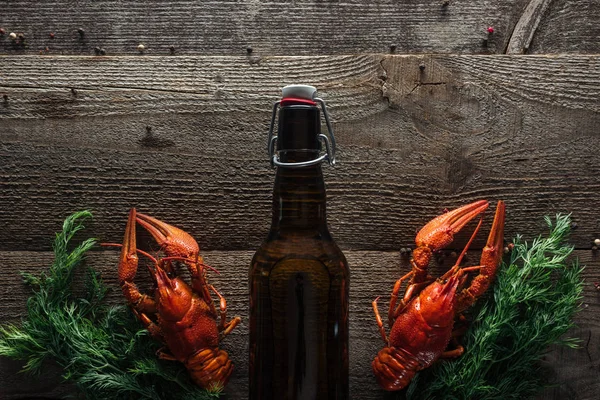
(186, 347), (233, 390)
(372, 346), (420, 391)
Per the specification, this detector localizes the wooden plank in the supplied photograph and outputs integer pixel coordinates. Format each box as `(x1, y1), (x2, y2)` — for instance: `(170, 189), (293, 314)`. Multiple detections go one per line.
(0, 0), (536, 56)
(0, 55), (384, 118)
(1, 55), (599, 251)
(0, 249), (598, 399)
(527, 0), (600, 54)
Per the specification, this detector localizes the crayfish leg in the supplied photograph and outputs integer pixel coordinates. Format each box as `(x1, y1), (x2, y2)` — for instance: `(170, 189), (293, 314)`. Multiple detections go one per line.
(121, 281), (157, 314)
(132, 308), (163, 341)
(440, 344), (464, 359)
(387, 271), (413, 328)
(209, 284), (228, 331)
(195, 262), (216, 310)
(441, 326), (469, 359)
(220, 316), (241, 339)
(157, 348), (178, 361)
(396, 278), (433, 320)
(209, 284), (241, 338)
(372, 297), (388, 344)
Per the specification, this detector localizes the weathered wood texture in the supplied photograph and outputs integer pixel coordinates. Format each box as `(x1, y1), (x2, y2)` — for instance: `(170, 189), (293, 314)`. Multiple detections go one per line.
(0, 0), (598, 55)
(0, 0), (598, 398)
(0, 249), (598, 400)
(1, 55), (599, 252)
(529, 0), (600, 54)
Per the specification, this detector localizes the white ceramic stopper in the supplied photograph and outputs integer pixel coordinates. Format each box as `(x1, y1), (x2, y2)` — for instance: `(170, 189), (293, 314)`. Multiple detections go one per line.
(281, 84), (317, 100)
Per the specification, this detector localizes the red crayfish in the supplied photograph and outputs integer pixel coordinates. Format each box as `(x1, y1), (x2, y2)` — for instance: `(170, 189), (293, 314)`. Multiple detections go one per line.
(105, 209), (241, 389)
(372, 200), (505, 391)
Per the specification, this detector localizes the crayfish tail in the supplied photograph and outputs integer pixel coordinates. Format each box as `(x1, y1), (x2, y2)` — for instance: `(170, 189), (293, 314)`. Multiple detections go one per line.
(187, 347), (233, 390)
(372, 347), (419, 391)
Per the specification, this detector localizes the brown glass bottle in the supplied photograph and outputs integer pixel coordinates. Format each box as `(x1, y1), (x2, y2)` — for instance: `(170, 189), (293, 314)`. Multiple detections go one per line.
(249, 90), (349, 400)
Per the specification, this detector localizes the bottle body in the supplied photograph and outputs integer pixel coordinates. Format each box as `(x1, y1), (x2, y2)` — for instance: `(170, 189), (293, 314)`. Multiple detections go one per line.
(250, 231), (348, 400)
(249, 98), (349, 399)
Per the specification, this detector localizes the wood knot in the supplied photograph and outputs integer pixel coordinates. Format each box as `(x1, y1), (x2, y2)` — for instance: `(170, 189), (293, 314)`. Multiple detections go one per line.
(140, 126), (175, 149)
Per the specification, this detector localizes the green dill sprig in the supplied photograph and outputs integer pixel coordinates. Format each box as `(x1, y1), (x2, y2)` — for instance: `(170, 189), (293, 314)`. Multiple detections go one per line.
(405, 214), (584, 400)
(0, 211), (220, 400)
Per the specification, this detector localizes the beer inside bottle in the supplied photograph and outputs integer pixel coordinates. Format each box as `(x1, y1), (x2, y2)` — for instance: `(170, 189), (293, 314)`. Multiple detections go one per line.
(250, 85), (349, 400)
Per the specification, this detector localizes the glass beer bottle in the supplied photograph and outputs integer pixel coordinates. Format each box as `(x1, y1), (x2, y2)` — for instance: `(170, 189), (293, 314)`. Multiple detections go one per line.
(250, 85), (349, 400)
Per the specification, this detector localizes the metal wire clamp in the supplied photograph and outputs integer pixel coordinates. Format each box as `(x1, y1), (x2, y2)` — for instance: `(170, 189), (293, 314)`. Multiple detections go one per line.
(267, 97), (337, 169)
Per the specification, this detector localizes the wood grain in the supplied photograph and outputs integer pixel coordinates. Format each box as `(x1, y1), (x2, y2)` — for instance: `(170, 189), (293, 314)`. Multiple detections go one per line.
(0, 2), (597, 400)
(0, 249), (598, 399)
(0, 0), (538, 56)
(528, 0), (600, 54)
(1, 55), (599, 251)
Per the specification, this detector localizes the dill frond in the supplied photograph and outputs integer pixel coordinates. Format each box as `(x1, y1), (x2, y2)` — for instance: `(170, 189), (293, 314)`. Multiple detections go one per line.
(405, 214), (584, 400)
(0, 211), (220, 400)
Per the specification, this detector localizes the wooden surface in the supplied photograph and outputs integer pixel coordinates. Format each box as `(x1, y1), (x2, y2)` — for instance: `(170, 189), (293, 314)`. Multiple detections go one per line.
(1, 0), (600, 399)
(1, 55), (599, 252)
(1, 249), (598, 400)
(1, 54), (600, 399)
(0, 1), (598, 55)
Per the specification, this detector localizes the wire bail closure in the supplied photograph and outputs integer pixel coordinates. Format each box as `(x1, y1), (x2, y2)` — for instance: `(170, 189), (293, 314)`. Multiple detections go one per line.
(267, 97), (337, 169)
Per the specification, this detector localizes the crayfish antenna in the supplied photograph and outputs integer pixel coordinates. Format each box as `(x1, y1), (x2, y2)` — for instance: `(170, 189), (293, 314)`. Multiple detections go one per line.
(441, 216), (484, 281)
(161, 256), (221, 275)
(101, 242), (160, 265)
(455, 217), (483, 267)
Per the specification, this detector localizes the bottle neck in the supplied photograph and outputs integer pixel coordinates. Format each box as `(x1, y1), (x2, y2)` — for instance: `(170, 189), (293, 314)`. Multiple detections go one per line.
(271, 163), (327, 232)
(270, 103), (328, 233)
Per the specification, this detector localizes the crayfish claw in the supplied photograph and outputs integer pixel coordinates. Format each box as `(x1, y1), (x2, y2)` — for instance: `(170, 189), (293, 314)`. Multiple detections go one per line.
(410, 200), (489, 284)
(136, 212), (199, 259)
(485, 200), (506, 255)
(118, 208), (140, 284)
(456, 200), (506, 313)
(415, 200), (489, 251)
